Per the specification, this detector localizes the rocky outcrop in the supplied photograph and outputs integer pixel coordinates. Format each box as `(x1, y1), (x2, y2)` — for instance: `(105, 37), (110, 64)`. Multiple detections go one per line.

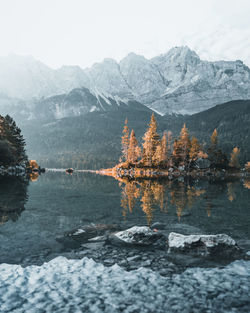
(168, 232), (240, 256)
(109, 226), (166, 248)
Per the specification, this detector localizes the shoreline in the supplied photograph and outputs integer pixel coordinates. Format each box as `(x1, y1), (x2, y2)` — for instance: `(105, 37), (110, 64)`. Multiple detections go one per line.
(97, 166), (250, 179)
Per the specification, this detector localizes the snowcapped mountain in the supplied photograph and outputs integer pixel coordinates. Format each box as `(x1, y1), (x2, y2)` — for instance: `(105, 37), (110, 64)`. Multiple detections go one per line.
(1, 47), (250, 115)
(31, 87), (151, 121)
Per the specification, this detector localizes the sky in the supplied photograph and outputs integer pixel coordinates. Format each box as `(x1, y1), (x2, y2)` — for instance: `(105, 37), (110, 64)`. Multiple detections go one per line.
(0, 0), (250, 68)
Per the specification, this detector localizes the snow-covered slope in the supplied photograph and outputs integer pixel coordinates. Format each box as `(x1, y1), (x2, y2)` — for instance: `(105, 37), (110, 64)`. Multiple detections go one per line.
(1, 47), (250, 115)
(31, 87), (151, 120)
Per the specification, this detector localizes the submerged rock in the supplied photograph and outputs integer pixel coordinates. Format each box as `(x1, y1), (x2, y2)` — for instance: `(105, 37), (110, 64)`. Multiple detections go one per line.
(110, 226), (166, 248)
(168, 232), (240, 256)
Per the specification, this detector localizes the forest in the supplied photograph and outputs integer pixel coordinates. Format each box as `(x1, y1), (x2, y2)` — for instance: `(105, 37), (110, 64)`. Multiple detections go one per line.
(117, 113), (246, 173)
(0, 115), (27, 166)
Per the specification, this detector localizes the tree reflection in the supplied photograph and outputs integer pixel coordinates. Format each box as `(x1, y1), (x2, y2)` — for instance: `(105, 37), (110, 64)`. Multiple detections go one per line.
(119, 178), (206, 225)
(243, 178), (250, 190)
(0, 176), (29, 225)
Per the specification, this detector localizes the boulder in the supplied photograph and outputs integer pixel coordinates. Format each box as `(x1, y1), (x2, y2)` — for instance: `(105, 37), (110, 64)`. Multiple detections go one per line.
(110, 226), (166, 248)
(168, 232), (240, 256)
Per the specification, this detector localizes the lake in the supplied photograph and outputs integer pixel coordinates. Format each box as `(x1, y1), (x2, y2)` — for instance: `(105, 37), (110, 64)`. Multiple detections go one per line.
(0, 170), (250, 267)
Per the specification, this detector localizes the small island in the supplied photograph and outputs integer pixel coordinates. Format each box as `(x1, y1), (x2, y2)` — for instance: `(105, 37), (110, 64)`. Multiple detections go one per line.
(99, 113), (250, 178)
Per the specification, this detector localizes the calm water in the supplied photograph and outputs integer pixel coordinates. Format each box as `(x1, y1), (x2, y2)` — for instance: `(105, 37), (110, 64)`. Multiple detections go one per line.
(0, 170), (250, 265)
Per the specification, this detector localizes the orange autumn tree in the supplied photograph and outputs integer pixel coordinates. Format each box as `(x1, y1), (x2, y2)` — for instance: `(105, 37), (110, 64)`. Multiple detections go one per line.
(152, 131), (168, 167)
(127, 129), (141, 163)
(229, 147), (240, 169)
(142, 113), (161, 166)
(120, 118), (130, 162)
(173, 124), (191, 168)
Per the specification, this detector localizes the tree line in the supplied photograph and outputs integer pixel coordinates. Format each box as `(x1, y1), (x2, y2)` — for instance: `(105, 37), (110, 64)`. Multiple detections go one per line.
(0, 115), (27, 166)
(119, 113), (242, 170)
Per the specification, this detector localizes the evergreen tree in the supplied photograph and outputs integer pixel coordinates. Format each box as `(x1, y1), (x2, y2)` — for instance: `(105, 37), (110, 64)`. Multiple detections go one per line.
(211, 129), (218, 146)
(189, 136), (201, 168)
(229, 147), (240, 169)
(173, 124), (191, 168)
(127, 129), (140, 164)
(142, 113), (160, 166)
(0, 115), (27, 166)
(153, 132), (168, 166)
(120, 118), (129, 162)
(208, 129), (228, 168)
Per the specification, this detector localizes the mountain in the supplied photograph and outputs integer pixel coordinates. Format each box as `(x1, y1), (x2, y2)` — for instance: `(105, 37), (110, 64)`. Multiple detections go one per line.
(1, 47), (250, 115)
(21, 100), (250, 169)
(0, 54), (89, 99)
(29, 87), (151, 121)
(21, 96), (155, 169)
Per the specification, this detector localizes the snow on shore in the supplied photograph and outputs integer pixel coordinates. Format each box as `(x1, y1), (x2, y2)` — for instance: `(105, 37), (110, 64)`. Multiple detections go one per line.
(0, 256), (250, 313)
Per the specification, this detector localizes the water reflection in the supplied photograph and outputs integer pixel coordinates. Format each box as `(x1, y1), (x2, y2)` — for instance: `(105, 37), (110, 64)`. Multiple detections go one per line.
(118, 177), (249, 225)
(243, 178), (250, 190)
(0, 176), (29, 225)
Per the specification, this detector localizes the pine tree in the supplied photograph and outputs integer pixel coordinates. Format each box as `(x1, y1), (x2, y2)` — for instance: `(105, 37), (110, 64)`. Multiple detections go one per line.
(172, 139), (182, 166)
(4, 115), (27, 164)
(179, 124), (191, 165)
(0, 115), (27, 166)
(142, 113), (160, 166)
(153, 132), (168, 166)
(160, 132), (168, 164)
(173, 124), (191, 168)
(120, 118), (129, 162)
(229, 147), (240, 169)
(211, 129), (218, 146)
(189, 136), (201, 168)
(208, 129), (228, 168)
(127, 129), (140, 164)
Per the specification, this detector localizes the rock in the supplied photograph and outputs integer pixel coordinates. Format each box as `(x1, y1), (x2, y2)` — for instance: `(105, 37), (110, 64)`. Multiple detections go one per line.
(88, 235), (107, 242)
(168, 232), (240, 256)
(110, 226), (167, 248)
(127, 255), (141, 262)
(151, 222), (166, 230)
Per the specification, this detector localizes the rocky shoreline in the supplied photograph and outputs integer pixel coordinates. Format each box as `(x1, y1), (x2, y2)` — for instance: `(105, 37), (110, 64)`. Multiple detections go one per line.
(98, 166), (250, 180)
(43, 223), (250, 277)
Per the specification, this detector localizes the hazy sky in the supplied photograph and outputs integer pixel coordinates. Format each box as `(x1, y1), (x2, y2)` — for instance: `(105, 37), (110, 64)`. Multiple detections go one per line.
(1, 0), (250, 68)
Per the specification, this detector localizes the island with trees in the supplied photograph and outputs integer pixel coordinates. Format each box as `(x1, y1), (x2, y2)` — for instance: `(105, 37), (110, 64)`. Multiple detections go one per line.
(99, 113), (250, 178)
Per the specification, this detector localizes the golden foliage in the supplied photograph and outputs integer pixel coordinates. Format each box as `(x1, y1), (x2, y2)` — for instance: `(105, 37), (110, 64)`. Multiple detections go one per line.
(127, 129), (140, 163)
(211, 129), (218, 146)
(244, 161), (250, 172)
(243, 179), (250, 190)
(29, 160), (39, 169)
(227, 182), (236, 202)
(229, 147), (240, 168)
(120, 118), (129, 162)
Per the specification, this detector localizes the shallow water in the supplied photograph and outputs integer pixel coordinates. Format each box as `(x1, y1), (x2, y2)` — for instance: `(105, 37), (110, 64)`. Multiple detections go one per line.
(0, 171), (250, 265)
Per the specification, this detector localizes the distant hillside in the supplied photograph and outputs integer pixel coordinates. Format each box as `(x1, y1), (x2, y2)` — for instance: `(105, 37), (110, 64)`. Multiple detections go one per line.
(185, 100), (250, 163)
(21, 100), (250, 169)
(162, 100), (250, 164)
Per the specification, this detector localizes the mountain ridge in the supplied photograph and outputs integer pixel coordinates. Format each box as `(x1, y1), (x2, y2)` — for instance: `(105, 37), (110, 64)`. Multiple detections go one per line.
(1, 47), (250, 116)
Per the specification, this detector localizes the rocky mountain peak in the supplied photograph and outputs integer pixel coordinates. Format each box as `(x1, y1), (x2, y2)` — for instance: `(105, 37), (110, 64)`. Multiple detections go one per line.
(1, 47), (250, 116)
